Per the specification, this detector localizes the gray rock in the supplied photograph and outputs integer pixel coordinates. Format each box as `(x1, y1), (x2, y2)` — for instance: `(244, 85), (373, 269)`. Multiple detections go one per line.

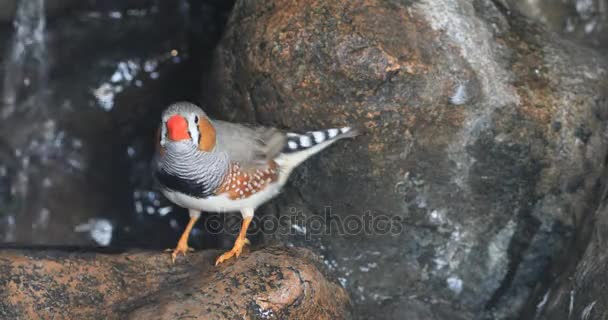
(506, 0), (608, 50)
(202, 0), (608, 318)
(526, 186), (608, 319)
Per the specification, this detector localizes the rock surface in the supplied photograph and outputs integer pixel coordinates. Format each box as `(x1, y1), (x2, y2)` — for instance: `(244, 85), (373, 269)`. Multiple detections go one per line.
(524, 182), (608, 320)
(506, 0), (608, 50)
(0, 245), (350, 319)
(202, 0), (608, 318)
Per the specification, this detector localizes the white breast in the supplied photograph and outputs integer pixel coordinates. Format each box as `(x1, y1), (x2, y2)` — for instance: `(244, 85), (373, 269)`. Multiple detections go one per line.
(160, 147), (321, 215)
(160, 165), (294, 214)
(161, 181), (283, 213)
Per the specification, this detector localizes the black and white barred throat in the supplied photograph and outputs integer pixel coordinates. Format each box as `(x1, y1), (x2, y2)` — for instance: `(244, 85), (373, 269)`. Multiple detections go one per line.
(157, 141), (229, 198)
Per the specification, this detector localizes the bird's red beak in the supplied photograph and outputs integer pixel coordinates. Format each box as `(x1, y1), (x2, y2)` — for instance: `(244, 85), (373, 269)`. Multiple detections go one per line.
(166, 115), (190, 141)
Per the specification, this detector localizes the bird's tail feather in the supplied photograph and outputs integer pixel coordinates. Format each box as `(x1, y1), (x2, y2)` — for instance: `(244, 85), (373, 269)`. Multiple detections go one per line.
(281, 126), (358, 154)
(275, 126), (359, 171)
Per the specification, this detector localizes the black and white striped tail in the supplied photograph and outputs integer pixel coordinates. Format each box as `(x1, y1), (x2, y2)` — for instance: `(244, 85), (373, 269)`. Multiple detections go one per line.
(282, 127), (356, 154)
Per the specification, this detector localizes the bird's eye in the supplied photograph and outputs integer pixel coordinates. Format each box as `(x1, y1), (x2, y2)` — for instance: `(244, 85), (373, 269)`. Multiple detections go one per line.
(194, 116), (199, 124)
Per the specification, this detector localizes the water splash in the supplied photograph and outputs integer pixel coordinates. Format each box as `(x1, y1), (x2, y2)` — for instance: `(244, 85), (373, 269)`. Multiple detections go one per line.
(74, 218), (114, 246)
(2, 0), (48, 118)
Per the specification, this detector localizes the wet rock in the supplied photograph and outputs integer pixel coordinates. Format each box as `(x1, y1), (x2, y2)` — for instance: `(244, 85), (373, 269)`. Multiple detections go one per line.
(506, 0), (608, 50)
(0, 1), (201, 248)
(0, 245), (350, 319)
(203, 0), (608, 318)
(524, 183), (608, 320)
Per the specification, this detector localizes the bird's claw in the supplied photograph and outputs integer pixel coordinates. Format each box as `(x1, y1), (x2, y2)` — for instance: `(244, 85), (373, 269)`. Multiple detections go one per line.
(215, 238), (249, 266)
(168, 243), (194, 263)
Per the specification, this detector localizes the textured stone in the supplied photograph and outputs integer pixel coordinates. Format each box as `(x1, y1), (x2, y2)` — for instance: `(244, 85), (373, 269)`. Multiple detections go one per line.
(506, 0), (608, 50)
(0, 246), (351, 319)
(202, 0), (608, 318)
(523, 182), (608, 320)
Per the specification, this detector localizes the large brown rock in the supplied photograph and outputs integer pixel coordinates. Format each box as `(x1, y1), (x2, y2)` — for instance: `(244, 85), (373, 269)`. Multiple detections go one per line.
(0, 246), (350, 319)
(202, 0), (608, 318)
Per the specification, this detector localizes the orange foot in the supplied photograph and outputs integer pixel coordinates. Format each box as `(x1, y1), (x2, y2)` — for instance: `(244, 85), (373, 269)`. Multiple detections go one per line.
(167, 240), (194, 263)
(168, 214), (199, 263)
(215, 238), (250, 266)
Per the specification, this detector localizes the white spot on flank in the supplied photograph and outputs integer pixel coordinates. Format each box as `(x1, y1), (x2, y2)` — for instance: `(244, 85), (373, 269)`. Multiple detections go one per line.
(312, 131), (325, 143)
(299, 135), (312, 147)
(340, 127), (350, 134)
(327, 129), (339, 138)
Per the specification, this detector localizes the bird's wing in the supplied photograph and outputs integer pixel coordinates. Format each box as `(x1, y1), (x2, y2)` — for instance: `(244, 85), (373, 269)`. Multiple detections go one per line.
(212, 120), (287, 169)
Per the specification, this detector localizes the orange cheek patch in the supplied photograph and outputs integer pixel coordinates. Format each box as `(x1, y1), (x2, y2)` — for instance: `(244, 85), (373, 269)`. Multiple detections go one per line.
(197, 117), (216, 152)
(216, 161), (279, 200)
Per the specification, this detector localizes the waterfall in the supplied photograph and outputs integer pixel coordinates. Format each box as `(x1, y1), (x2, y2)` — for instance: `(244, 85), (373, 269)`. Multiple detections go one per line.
(1, 0), (48, 118)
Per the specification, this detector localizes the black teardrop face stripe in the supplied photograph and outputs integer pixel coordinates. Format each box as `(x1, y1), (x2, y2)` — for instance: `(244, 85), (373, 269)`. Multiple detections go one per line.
(156, 169), (214, 198)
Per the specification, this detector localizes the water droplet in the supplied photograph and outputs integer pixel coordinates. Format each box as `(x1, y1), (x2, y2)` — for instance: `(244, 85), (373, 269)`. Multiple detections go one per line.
(109, 11), (122, 19)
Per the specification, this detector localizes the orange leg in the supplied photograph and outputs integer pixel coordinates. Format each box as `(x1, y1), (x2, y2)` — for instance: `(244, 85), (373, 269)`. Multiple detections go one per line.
(170, 214), (199, 263)
(215, 216), (252, 265)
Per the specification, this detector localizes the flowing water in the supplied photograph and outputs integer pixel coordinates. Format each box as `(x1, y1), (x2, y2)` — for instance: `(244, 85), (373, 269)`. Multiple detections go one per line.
(0, 0), (234, 249)
(2, 0), (48, 117)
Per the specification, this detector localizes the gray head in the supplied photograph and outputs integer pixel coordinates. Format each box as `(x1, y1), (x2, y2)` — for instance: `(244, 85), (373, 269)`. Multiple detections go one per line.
(157, 102), (228, 191)
(159, 102), (217, 152)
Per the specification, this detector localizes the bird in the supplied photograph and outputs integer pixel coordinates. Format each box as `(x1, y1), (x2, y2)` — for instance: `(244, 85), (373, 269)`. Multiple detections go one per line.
(154, 101), (359, 265)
